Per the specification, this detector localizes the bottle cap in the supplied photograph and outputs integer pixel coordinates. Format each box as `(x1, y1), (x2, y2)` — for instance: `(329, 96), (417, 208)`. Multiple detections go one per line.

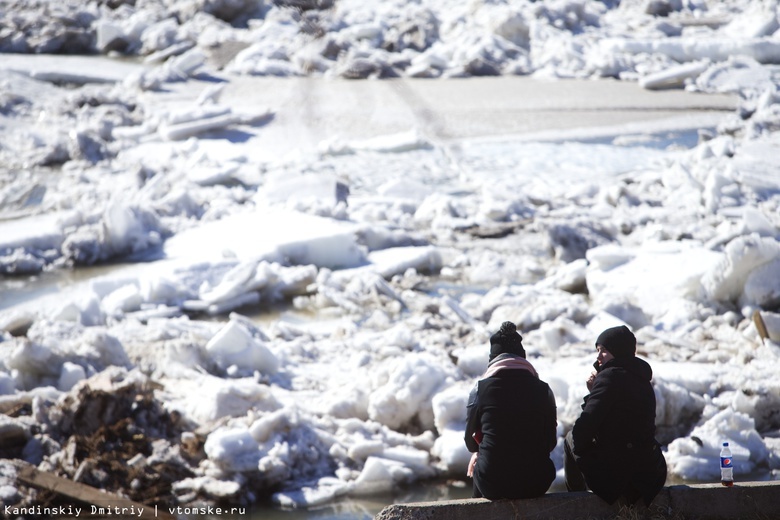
(723, 442), (728, 446)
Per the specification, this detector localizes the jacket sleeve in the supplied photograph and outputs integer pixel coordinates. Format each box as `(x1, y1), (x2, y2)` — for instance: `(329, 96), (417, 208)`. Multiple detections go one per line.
(571, 369), (618, 455)
(464, 382), (480, 453)
(547, 386), (558, 452)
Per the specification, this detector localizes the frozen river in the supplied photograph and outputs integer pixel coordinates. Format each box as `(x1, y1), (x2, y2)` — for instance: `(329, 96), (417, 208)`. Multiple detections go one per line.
(1, 55), (737, 312)
(4, 51), (778, 520)
(132, 70), (738, 161)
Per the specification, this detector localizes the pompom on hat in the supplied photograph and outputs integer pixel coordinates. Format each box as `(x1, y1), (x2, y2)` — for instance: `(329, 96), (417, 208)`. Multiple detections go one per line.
(489, 321), (526, 361)
(595, 325), (636, 359)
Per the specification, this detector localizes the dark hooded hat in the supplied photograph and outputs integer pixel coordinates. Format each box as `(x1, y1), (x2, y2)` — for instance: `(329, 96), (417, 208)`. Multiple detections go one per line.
(489, 321), (526, 361)
(595, 325), (636, 359)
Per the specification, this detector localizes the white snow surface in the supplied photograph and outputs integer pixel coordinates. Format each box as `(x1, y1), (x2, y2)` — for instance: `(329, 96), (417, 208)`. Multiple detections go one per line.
(2, 0), (780, 510)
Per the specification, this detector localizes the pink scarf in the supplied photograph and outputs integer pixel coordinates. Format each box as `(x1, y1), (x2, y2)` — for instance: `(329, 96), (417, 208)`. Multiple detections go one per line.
(482, 356), (538, 379)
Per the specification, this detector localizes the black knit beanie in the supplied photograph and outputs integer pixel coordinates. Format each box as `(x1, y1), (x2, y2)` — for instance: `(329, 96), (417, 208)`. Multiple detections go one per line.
(595, 325), (636, 359)
(489, 321), (526, 361)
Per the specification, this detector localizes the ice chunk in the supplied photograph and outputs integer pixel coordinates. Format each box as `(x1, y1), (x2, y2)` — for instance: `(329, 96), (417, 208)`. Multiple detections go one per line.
(204, 427), (263, 472)
(702, 234), (780, 303)
(205, 320), (279, 376)
(367, 353), (452, 430)
(163, 209), (366, 269)
(57, 362), (86, 391)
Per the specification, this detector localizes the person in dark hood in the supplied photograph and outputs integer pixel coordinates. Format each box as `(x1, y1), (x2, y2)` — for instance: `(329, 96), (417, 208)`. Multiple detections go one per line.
(564, 325), (667, 506)
(464, 321), (557, 500)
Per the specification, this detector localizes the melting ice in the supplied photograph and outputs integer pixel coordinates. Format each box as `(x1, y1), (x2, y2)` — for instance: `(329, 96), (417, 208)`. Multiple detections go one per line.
(1, 0), (780, 512)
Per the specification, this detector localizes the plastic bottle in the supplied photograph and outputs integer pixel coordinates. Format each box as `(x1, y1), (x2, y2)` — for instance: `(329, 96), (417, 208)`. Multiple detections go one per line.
(720, 442), (734, 487)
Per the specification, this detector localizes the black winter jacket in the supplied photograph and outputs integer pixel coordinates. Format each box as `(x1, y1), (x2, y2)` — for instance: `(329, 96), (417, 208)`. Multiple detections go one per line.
(571, 356), (667, 505)
(465, 355), (557, 500)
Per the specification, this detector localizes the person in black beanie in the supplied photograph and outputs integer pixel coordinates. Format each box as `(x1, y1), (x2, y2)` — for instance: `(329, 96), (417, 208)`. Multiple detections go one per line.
(564, 325), (667, 507)
(464, 321), (558, 500)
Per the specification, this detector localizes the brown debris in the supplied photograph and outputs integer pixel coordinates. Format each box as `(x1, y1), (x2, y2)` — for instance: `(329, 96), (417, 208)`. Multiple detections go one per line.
(16, 461), (176, 520)
(46, 371), (199, 507)
(753, 310), (769, 345)
(9, 368), (211, 512)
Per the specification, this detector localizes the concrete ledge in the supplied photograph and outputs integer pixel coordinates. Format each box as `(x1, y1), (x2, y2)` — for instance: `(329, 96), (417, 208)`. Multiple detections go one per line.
(375, 482), (780, 520)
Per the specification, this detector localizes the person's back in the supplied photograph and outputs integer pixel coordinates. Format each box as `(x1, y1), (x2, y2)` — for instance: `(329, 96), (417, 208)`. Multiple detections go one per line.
(473, 369), (557, 499)
(465, 322), (557, 500)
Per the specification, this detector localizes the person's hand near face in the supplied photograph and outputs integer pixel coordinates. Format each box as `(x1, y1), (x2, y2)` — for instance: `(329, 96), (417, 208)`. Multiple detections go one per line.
(586, 345), (615, 391)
